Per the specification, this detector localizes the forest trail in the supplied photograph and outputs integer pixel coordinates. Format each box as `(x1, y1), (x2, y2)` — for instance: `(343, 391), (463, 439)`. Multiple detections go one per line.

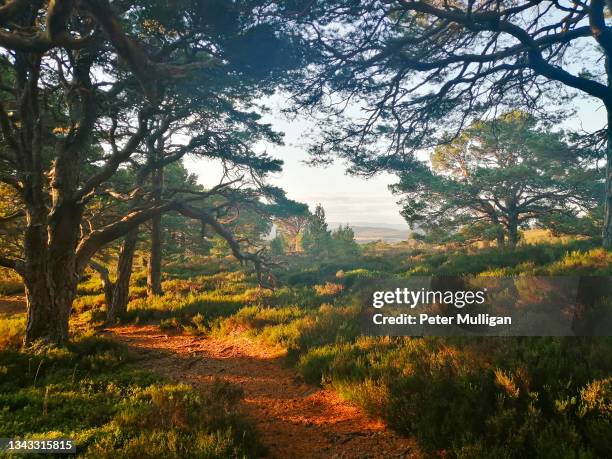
(106, 325), (420, 459)
(0, 296), (26, 317)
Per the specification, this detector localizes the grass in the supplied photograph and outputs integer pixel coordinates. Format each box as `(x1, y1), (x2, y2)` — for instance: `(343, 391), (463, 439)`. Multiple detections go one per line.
(207, 237), (612, 457)
(0, 321), (263, 458)
(396, 239), (603, 277)
(2, 236), (611, 457)
(0, 315), (26, 348)
(0, 268), (23, 295)
(293, 337), (612, 457)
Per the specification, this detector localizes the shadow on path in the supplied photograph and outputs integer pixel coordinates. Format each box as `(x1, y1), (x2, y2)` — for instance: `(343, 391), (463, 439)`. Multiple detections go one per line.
(106, 325), (420, 459)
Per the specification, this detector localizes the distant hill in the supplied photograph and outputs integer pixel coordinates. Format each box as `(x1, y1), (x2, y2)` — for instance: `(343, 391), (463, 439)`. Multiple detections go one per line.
(338, 225), (409, 243)
(330, 221), (410, 232)
(268, 222), (411, 243)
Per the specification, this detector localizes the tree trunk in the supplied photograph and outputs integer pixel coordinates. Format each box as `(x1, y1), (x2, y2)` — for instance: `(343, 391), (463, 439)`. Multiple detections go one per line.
(102, 275), (115, 311)
(147, 214), (163, 296)
(106, 229), (138, 323)
(24, 269), (77, 346)
(147, 166), (163, 296)
(496, 233), (505, 248)
(603, 111), (612, 249)
(89, 261), (114, 311)
(507, 216), (519, 248)
(23, 205), (82, 345)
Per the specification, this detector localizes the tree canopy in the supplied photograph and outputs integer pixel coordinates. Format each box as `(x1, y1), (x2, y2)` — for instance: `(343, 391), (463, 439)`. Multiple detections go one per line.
(393, 111), (603, 246)
(0, 0), (309, 344)
(288, 0), (612, 247)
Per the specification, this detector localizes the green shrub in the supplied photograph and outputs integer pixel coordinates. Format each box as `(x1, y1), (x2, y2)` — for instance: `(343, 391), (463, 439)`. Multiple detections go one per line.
(0, 280), (23, 295)
(77, 275), (104, 295)
(0, 335), (262, 457)
(159, 317), (182, 331)
(578, 377), (612, 456)
(540, 248), (612, 275)
(72, 294), (106, 313)
(0, 315), (25, 349)
(297, 345), (343, 384)
(397, 240), (598, 276)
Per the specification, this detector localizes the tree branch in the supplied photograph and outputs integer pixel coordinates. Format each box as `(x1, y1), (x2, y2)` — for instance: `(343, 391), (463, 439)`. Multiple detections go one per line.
(75, 108), (151, 202)
(397, 0), (611, 102)
(75, 197), (274, 286)
(83, 0), (217, 100)
(75, 201), (174, 272)
(173, 201), (275, 286)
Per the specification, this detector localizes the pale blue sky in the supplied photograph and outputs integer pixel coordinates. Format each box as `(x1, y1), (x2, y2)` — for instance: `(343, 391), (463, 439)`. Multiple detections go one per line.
(186, 95), (408, 226)
(186, 94), (607, 228)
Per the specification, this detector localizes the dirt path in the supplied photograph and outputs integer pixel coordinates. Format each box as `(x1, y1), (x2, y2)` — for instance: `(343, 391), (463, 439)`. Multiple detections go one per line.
(107, 325), (420, 459)
(0, 295), (26, 317)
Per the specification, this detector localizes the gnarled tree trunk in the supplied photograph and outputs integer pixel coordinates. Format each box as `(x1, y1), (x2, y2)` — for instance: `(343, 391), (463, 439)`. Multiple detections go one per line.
(89, 261), (114, 310)
(24, 271), (78, 345)
(24, 204), (83, 345)
(147, 214), (163, 296)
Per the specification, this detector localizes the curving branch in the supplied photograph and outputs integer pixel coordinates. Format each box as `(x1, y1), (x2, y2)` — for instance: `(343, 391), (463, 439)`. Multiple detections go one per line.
(173, 201), (276, 287)
(0, 1), (93, 52)
(83, 0), (217, 100)
(75, 197), (275, 286)
(397, 0), (611, 102)
(75, 201), (175, 273)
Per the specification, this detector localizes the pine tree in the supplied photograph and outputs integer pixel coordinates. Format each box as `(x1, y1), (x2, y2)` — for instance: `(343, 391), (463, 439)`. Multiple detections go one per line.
(302, 204), (332, 256)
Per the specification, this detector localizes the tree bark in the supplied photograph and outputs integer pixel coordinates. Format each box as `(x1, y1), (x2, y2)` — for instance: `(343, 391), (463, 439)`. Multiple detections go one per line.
(24, 277), (76, 345)
(147, 214), (163, 295)
(147, 166), (163, 296)
(603, 110), (612, 249)
(24, 266), (77, 345)
(106, 228), (138, 323)
(23, 204), (82, 345)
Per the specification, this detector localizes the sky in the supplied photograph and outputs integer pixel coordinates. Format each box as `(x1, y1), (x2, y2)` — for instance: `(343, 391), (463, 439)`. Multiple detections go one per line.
(186, 95), (410, 228)
(185, 93), (607, 229)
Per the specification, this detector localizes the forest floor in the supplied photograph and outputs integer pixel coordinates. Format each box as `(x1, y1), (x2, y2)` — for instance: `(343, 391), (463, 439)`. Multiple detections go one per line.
(0, 297), (418, 457)
(105, 325), (420, 459)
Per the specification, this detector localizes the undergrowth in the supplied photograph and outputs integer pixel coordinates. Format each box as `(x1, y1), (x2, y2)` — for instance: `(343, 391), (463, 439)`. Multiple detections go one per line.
(3, 238), (611, 457)
(0, 328), (263, 458)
